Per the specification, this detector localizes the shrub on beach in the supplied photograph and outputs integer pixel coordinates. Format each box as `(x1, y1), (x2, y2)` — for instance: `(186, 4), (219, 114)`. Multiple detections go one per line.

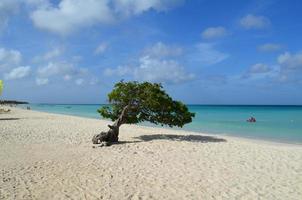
(92, 81), (195, 145)
(0, 80), (3, 96)
(0, 80), (11, 113)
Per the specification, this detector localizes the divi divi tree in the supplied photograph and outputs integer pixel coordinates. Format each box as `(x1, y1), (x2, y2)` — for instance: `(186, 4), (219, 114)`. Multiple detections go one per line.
(92, 81), (195, 145)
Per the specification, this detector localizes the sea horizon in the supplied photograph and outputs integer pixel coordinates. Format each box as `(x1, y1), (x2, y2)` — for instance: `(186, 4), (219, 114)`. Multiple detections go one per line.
(26, 102), (302, 106)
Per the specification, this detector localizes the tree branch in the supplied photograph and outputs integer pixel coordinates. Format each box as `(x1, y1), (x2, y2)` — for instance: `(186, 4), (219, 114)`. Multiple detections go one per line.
(111, 104), (130, 128)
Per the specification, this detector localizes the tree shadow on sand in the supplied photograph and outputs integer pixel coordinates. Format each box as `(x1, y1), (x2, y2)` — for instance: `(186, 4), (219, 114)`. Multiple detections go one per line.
(93, 134), (226, 148)
(135, 134), (226, 143)
(114, 141), (142, 145)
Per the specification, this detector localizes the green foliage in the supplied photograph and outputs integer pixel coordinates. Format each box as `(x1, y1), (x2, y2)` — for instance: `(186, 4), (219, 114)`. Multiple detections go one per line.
(0, 80), (3, 96)
(98, 81), (195, 127)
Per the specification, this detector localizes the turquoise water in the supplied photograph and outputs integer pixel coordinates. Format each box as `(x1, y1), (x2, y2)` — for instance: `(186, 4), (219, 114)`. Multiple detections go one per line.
(26, 104), (302, 144)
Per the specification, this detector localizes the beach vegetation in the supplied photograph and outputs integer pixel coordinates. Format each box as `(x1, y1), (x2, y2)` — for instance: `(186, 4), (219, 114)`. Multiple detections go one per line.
(92, 81), (195, 145)
(0, 80), (3, 96)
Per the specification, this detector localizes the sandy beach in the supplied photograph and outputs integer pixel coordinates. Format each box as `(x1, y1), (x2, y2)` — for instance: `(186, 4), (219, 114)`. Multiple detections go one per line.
(0, 107), (302, 200)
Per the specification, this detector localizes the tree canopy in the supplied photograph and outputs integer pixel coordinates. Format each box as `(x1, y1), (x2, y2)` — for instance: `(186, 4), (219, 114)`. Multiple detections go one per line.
(98, 81), (195, 128)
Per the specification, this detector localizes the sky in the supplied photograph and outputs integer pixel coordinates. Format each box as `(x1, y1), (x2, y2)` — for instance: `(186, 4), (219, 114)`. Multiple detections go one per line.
(0, 0), (302, 105)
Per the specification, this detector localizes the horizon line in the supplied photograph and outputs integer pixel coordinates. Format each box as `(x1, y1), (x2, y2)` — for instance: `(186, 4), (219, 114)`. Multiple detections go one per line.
(28, 103), (302, 106)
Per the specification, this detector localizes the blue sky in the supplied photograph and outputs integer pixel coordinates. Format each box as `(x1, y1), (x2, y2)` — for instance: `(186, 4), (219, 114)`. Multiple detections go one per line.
(0, 0), (301, 104)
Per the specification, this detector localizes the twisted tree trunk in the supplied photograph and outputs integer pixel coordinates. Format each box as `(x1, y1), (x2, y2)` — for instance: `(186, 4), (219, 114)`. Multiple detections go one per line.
(92, 105), (129, 145)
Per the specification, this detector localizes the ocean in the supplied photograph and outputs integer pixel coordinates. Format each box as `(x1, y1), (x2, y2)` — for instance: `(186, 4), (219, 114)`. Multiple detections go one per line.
(25, 104), (302, 144)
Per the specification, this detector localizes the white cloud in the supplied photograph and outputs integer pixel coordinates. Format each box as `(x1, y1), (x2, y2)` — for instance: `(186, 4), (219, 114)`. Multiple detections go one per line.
(241, 63), (274, 80)
(278, 52), (302, 70)
(246, 52), (302, 83)
(36, 77), (49, 85)
(30, 0), (114, 35)
(44, 47), (63, 59)
(258, 43), (282, 52)
(37, 62), (66, 76)
(104, 41), (193, 84)
(112, 0), (184, 16)
(75, 78), (84, 85)
(24, 0), (50, 7)
(0, 0), (19, 31)
(0, 48), (22, 69)
(4, 66), (31, 80)
(94, 42), (108, 55)
(37, 62), (86, 77)
(201, 26), (227, 39)
(192, 43), (229, 65)
(89, 78), (99, 85)
(144, 42), (183, 58)
(63, 74), (72, 81)
(237, 52), (302, 83)
(134, 56), (194, 83)
(248, 63), (271, 74)
(36, 61), (98, 86)
(105, 56), (194, 84)
(33, 47), (64, 62)
(0, 0), (48, 25)
(71, 55), (82, 62)
(240, 14), (270, 29)
(30, 0), (184, 35)
(104, 65), (132, 76)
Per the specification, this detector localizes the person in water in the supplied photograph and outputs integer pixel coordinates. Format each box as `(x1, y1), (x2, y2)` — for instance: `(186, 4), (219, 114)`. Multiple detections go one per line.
(247, 117), (256, 122)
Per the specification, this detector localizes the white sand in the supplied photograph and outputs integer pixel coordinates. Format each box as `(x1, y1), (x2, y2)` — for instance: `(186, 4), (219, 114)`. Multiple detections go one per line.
(0, 107), (302, 200)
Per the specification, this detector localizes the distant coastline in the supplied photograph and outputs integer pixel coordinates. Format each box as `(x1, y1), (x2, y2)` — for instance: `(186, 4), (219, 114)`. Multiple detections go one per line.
(0, 100), (28, 105)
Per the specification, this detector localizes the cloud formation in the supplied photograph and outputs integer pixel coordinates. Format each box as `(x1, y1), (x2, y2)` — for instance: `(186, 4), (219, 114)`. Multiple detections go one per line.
(4, 66), (31, 80)
(278, 52), (302, 70)
(33, 47), (64, 62)
(201, 26), (227, 39)
(36, 77), (49, 85)
(30, 0), (184, 35)
(191, 43), (229, 66)
(276, 52), (302, 82)
(241, 63), (272, 79)
(0, 48), (22, 69)
(240, 14), (270, 29)
(95, 42), (108, 55)
(105, 56), (194, 84)
(0, 0), (19, 31)
(23, 0), (50, 7)
(134, 56), (194, 83)
(258, 43), (282, 52)
(113, 0), (184, 16)
(75, 78), (84, 85)
(35, 61), (100, 87)
(30, 0), (114, 35)
(37, 62), (86, 78)
(248, 63), (271, 73)
(104, 65), (132, 77)
(143, 42), (183, 58)
(243, 52), (302, 83)
(104, 42), (194, 84)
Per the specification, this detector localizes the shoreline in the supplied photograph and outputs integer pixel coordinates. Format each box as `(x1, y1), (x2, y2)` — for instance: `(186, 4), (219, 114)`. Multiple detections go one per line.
(15, 105), (302, 147)
(1, 106), (302, 199)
